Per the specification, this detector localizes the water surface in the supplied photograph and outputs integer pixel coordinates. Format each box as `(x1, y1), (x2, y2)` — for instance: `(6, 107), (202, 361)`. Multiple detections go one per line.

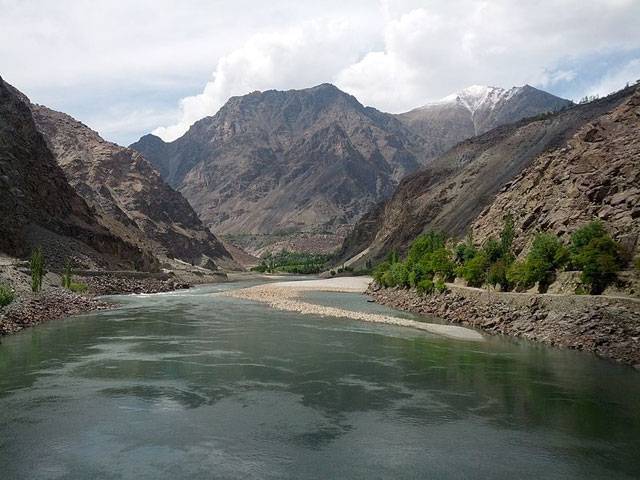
(1, 281), (639, 479)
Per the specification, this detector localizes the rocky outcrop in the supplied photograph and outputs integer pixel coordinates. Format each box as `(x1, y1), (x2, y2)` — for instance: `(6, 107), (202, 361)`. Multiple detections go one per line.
(0, 76), (147, 270)
(31, 105), (236, 270)
(471, 87), (640, 257)
(367, 284), (640, 367)
(340, 85), (636, 265)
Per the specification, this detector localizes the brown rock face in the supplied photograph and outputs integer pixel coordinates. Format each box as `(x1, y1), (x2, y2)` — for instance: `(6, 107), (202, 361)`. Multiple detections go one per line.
(131, 84), (569, 253)
(339, 85), (636, 265)
(131, 84), (427, 236)
(471, 87), (640, 257)
(0, 76), (147, 269)
(31, 105), (235, 270)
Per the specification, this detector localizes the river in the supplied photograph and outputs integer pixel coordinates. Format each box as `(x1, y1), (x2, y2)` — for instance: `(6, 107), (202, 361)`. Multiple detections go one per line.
(1, 280), (639, 479)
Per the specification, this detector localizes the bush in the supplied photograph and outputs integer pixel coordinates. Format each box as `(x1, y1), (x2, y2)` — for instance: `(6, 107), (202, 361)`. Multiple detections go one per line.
(487, 259), (509, 290)
(570, 222), (622, 294)
(30, 247), (45, 293)
(524, 233), (569, 292)
(0, 283), (15, 307)
(506, 260), (528, 291)
(373, 261), (391, 285)
(434, 278), (447, 293)
(69, 282), (88, 294)
(416, 279), (434, 295)
(459, 253), (488, 287)
(389, 262), (409, 287)
(406, 232), (446, 267)
(330, 270), (336, 276)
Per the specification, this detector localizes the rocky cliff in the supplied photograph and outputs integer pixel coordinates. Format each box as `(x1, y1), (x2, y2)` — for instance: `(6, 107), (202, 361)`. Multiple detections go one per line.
(31, 105), (236, 270)
(471, 86), (640, 257)
(0, 77), (147, 269)
(340, 85), (636, 265)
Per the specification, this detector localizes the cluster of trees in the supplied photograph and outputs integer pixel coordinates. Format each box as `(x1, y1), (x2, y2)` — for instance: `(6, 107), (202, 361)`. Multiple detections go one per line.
(374, 218), (629, 295)
(252, 250), (329, 274)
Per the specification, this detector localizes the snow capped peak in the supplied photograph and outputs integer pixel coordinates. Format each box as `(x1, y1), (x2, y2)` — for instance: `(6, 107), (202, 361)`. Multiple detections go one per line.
(420, 85), (526, 114)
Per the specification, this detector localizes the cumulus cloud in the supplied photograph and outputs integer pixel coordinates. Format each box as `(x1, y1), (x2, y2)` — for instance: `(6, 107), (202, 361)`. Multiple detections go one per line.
(153, 18), (379, 140)
(3, 0), (639, 144)
(153, 0), (640, 141)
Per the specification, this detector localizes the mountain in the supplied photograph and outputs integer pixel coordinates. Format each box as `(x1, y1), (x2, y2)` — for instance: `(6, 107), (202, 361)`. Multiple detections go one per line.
(339, 85), (636, 265)
(471, 87), (640, 256)
(0, 76), (148, 270)
(131, 84), (427, 240)
(132, 84), (570, 253)
(396, 85), (572, 158)
(30, 105), (236, 270)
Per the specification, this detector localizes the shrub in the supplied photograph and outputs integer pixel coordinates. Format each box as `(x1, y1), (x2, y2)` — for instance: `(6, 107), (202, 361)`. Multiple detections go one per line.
(506, 260), (528, 291)
(454, 242), (477, 264)
(570, 222), (622, 294)
(330, 269), (336, 276)
(30, 247), (45, 293)
(482, 237), (503, 264)
(389, 262), (409, 287)
(524, 233), (569, 292)
(373, 261), (391, 285)
(69, 282), (88, 294)
(0, 283), (15, 307)
(487, 259), (509, 290)
(406, 232), (446, 267)
(434, 278), (447, 293)
(381, 270), (394, 288)
(459, 253), (488, 287)
(416, 278), (434, 295)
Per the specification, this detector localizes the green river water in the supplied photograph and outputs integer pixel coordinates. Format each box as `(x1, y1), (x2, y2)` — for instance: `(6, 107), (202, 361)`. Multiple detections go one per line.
(1, 280), (639, 479)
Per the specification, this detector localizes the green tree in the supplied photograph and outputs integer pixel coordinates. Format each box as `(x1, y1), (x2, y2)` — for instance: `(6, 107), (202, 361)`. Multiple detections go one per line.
(570, 222), (622, 294)
(459, 253), (489, 287)
(507, 233), (568, 292)
(30, 247), (45, 293)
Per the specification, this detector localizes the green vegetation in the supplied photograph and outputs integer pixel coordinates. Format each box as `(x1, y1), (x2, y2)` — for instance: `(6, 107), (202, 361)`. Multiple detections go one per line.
(30, 247), (45, 293)
(507, 233), (569, 292)
(373, 218), (627, 296)
(252, 250), (329, 274)
(569, 222), (623, 294)
(62, 258), (73, 289)
(60, 258), (89, 294)
(68, 281), (88, 293)
(0, 283), (15, 307)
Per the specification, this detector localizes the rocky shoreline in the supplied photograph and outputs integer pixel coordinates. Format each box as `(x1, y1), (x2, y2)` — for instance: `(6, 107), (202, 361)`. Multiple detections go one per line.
(366, 283), (640, 368)
(0, 289), (112, 335)
(0, 273), (194, 338)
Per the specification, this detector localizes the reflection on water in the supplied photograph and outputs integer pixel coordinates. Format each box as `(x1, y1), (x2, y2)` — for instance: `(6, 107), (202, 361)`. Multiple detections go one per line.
(0, 282), (639, 479)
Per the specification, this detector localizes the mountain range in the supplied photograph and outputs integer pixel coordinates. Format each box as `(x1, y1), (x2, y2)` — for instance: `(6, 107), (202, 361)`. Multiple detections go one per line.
(339, 84), (639, 265)
(131, 83), (570, 252)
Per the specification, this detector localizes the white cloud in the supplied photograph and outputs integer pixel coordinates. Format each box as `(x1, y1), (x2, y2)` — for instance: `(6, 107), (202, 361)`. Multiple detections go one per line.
(586, 58), (640, 97)
(2, 0), (639, 143)
(153, 18), (379, 140)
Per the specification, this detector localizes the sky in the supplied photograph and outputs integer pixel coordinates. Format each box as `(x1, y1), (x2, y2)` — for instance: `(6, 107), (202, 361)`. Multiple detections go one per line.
(2, 0), (639, 145)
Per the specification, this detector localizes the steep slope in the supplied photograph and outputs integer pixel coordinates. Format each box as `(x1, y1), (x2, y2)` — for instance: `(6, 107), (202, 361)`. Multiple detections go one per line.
(31, 105), (235, 270)
(0, 77), (147, 269)
(340, 85), (635, 265)
(397, 85), (571, 158)
(471, 87), (640, 256)
(131, 84), (427, 238)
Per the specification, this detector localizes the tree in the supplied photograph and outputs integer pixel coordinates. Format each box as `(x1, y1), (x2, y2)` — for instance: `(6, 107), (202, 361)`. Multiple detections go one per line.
(570, 222), (622, 294)
(62, 258), (73, 289)
(459, 253), (489, 287)
(528, 233), (569, 290)
(30, 247), (45, 293)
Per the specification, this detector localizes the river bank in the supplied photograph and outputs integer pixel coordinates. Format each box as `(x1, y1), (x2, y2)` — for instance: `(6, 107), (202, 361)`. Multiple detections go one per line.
(0, 260), (228, 337)
(225, 277), (484, 341)
(367, 283), (640, 367)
